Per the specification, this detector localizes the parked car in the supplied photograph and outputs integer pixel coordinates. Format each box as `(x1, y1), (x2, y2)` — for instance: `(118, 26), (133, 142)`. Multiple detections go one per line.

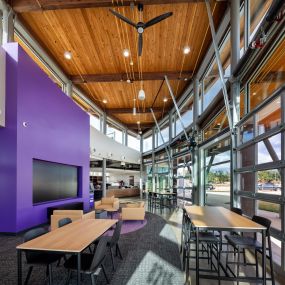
(205, 183), (215, 191)
(258, 182), (280, 191)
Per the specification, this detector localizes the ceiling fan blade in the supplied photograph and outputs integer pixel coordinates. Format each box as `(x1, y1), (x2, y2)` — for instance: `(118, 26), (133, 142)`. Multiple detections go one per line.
(138, 33), (143, 57)
(144, 12), (173, 29)
(109, 9), (137, 28)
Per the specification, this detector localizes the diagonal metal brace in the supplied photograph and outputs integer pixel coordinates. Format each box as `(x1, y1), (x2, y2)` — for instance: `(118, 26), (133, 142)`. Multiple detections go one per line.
(164, 75), (189, 141)
(205, 0), (233, 132)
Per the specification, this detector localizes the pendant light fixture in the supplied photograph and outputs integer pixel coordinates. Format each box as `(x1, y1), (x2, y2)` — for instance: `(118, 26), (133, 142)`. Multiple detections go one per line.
(138, 81), (145, 101)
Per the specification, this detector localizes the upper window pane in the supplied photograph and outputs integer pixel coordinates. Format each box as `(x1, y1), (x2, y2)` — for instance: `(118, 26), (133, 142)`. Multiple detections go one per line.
(90, 114), (101, 131)
(106, 123), (123, 144)
(128, 135), (140, 151)
(239, 117), (254, 144)
(250, 0), (273, 41)
(143, 135), (152, 152)
(203, 108), (228, 140)
(250, 38), (285, 110)
(157, 125), (169, 147)
(256, 97), (281, 135)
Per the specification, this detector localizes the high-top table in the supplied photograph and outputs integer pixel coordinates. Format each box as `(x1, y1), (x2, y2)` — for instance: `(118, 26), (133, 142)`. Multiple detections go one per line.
(16, 219), (117, 285)
(184, 206), (267, 285)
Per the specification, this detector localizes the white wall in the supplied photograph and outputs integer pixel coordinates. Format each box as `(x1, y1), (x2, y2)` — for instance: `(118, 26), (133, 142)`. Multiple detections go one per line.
(0, 47), (6, 127)
(90, 126), (141, 164)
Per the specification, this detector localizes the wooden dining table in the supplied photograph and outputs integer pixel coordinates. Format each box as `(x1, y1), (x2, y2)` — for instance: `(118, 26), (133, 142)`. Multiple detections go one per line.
(16, 218), (117, 285)
(184, 206), (267, 285)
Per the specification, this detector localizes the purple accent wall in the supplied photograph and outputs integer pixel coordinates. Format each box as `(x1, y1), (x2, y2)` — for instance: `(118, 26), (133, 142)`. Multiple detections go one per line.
(0, 43), (90, 233)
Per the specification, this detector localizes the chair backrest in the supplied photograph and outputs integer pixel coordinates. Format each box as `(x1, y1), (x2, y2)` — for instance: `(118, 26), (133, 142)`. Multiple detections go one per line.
(252, 215), (271, 235)
(23, 228), (48, 262)
(231, 207), (242, 215)
(58, 217), (72, 228)
(90, 238), (108, 271)
(109, 221), (123, 247)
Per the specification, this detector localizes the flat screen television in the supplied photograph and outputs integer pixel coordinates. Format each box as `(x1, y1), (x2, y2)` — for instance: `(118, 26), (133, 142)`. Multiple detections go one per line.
(33, 159), (79, 204)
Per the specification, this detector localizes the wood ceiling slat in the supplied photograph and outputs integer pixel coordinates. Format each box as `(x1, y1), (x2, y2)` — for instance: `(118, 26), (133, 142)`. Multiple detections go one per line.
(16, 1), (227, 128)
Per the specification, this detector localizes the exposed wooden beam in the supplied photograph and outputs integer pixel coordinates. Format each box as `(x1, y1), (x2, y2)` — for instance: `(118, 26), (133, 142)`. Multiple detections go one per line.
(72, 71), (192, 84)
(127, 123), (154, 129)
(9, 0), (204, 13)
(106, 107), (161, 114)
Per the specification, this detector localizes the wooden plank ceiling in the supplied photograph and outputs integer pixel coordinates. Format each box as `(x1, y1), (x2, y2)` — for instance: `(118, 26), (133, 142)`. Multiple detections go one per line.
(12, 0), (227, 132)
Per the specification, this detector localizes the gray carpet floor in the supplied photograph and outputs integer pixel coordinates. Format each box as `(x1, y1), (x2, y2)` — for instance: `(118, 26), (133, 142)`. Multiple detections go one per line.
(0, 212), (184, 285)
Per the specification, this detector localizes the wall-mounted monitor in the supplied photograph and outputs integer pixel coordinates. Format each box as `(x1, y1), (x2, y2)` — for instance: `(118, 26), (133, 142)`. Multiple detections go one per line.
(33, 159), (79, 204)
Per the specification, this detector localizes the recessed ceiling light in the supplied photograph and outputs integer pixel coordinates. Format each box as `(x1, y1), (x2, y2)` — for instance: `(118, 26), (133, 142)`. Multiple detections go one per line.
(139, 131), (142, 135)
(102, 99), (107, 104)
(163, 98), (168, 102)
(127, 79), (131, 83)
(64, 51), (72, 60)
(123, 49), (130, 57)
(253, 92), (256, 95)
(184, 78), (188, 81)
(183, 46), (191, 55)
(130, 60), (134, 66)
(137, 121), (140, 124)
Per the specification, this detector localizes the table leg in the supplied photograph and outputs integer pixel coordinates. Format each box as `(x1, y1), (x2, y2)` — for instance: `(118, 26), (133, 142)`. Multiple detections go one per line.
(77, 253), (81, 285)
(262, 230), (266, 285)
(196, 227), (199, 285)
(17, 249), (22, 285)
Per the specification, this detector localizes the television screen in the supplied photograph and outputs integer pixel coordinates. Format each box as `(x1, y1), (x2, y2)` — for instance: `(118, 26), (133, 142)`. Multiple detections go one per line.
(33, 159), (79, 204)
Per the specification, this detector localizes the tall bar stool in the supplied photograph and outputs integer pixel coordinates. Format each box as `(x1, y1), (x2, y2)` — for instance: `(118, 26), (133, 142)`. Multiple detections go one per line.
(181, 208), (221, 278)
(225, 215), (275, 285)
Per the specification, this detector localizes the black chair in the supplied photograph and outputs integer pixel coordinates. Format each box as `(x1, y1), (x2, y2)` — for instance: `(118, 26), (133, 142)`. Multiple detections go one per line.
(231, 207), (242, 215)
(23, 228), (62, 285)
(225, 215), (275, 285)
(94, 221), (123, 271)
(64, 238), (109, 285)
(58, 217), (72, 228)
(181, 208), (221, 276)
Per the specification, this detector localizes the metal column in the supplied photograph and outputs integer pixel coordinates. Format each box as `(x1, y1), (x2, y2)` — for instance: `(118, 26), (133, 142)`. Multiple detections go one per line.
(1, 1), (14, 44)
(102, 113), (107, 197)
(193, 77), (200, 205)
(140, 136), (143, 199)
(151, 128), (156, 192)
(230, 0), (241, 208)
(66, 80), (73, 97)
(102, 158), (107, 197)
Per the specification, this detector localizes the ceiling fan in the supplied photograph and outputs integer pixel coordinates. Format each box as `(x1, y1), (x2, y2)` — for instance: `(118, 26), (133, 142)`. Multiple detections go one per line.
(110, 3), (173, 56)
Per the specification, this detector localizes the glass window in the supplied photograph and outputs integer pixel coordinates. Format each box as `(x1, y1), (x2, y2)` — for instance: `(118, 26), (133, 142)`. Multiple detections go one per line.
(203, 108), (228, 140)
(249, 0), (273, 41)
(240, 196), (256, 217)
(143, 135), (152, 152)
(256, 97), (281, 135)
(239, 144), (255, 168)
(257, 169), (281, 195)
(250, 38), (285, 110)
(127, 134), (140, 151)
(239, 172), (255, 192)
(257, 200), (281, 231)
(257, 134), (281, 164)
(106, 123), (123, 144)
(204, 138), (231, 208)
(90, 114), (101, 131)
(239, 117), (254, 144)
(157, 125), (169, 147)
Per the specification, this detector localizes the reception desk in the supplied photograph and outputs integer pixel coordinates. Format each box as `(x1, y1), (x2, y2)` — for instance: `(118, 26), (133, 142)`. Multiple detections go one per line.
(106, 187), (140, 198)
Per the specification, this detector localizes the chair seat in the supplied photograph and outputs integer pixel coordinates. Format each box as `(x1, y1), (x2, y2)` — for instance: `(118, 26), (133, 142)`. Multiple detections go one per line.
(26, 252), (62, 265)
(225, 234), (261, 249)
(190, 231), (220, 243)
(64, 253), (102, 273)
